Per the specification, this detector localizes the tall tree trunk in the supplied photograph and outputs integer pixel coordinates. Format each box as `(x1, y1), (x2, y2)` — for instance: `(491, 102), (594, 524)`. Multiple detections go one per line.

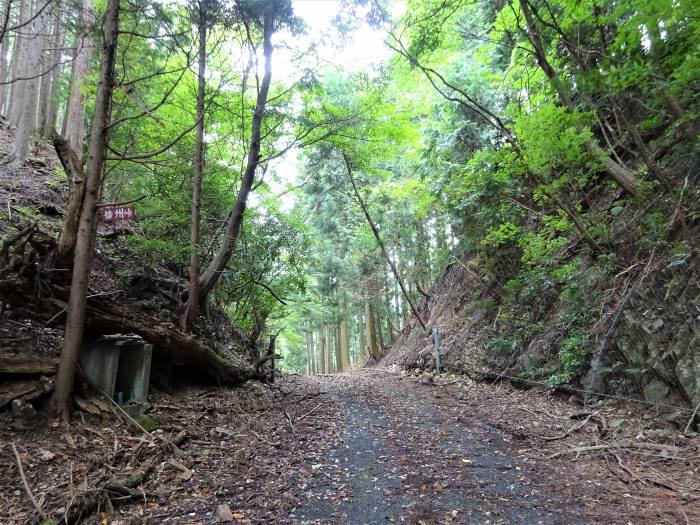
(304, 331), (314, 376)
(321, 324), (330, 374)
(51, 0), (119, 421)
(375, 302), (385, 350)
(434, 210), (447, 274)
(7, 0), (27, 126)
(64, 0), (94, 154)
(342, 152), (428, 331)
(196, 5), (274, 306)
(42, 6), (65, 136)
(181, 0), (208, 332)
(60, 52), (72, 136)
(36, 13), (52, 134)
(518, 0), (640, 196)
(358, 306), (366, 361)
(339, 293), (351, 371)
(334, 322), (343, 373)
(0, 0), (10, 116)
(11, 2), (46, 166)
(365, 301), (379, 360)
(318, 327), (324, 374)
(384, 302), (397, 342)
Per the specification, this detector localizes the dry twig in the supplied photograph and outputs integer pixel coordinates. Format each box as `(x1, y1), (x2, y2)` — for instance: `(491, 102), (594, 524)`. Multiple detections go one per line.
(684, 399), (700, 435)
(295, 403), (322, 422)
(11, 442), (49, 522)
(549, 441), (678, 459)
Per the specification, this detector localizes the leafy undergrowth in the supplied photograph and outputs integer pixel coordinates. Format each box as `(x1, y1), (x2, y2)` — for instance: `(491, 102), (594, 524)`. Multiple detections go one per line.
(382, 235), (699, 426)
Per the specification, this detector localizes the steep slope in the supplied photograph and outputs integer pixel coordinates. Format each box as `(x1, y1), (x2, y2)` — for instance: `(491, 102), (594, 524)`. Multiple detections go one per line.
(381, 245), (699, 426)
(0, 121), (261, 407)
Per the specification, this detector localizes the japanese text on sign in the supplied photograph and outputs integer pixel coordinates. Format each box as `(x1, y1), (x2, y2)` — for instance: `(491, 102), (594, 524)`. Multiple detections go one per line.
(100, 206), (136, 222)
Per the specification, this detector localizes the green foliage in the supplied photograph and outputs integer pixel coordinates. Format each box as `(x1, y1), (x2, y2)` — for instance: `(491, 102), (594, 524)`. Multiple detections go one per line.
(514, 104), (595, 180)
(76, 0), (698, 381)
(482, 222), (520, 248)
(549, 329), (591, 386)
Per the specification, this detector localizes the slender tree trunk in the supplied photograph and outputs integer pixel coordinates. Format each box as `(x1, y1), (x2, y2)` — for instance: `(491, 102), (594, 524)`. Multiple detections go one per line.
(358, 306), (366, 361)
(384, 302), (397, 342)
(322, 324), (330, 374)
(318, 327), (324, 374)
(339, 293), (350, 371)
(42, 6), (65, 136)
(0, 1), (10, 115)
(51, 0), (119, 421)
(11, 2), (45, 166)
(434, 210), (447, 273)
(342, 152), (428, 330)
(365, 301), (379, 360)
(518, 0), (640, 196)
(64, 0), (94, 154)
(316, 329), (323, 374)
(375, 303), (385, 350)
(7, 0), (27, 126)
(181, 0), (208, 332)
(60, 49), (72, 136)
(36, 13), (52, 133)
(334, 322), (343, 373)
(197, 5), (274, 306)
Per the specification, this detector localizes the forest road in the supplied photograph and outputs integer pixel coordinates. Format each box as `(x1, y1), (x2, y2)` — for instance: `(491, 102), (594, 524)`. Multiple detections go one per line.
(292, 370), (590, 525)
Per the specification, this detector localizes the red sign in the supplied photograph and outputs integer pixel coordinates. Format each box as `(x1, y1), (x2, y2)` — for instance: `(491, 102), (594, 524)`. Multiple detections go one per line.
(100, 206), (136, 222)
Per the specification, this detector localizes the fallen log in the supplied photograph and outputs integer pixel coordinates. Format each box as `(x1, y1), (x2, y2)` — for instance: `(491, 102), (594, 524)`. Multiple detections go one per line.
(70, 294), (258, 384)
(0, 354), (58, 374)
(0, 277), (259, 386)
(0, 224), (260, 385)
(0, 378), (53, 409)
(548, 441), (681, 459)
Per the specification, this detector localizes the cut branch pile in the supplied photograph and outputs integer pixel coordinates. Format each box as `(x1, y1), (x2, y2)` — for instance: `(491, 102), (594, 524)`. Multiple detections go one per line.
(61, 430), (187, 524)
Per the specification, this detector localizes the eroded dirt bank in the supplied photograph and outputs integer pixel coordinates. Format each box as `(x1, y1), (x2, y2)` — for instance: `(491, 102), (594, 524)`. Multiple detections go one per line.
(2, 370), (698, 524)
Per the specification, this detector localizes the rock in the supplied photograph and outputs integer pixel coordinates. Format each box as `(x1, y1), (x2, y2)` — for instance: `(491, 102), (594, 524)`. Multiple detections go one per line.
(643, 379), (668, 404)
(610, 419), (626, 431)
(137, 414), (158, 431)
(10, 399), (36, 419)
(214, 426), (235, 439)
(642, 318), (664, 334)
(215, 503), (234, 522)
(38, 449), (56, 461)
(662, 410), (688, 429)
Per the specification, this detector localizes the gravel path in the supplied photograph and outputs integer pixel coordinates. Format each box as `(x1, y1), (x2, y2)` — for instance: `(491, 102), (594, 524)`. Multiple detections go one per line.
(3, 370), (695, 524)
(295, 371), (587, 524)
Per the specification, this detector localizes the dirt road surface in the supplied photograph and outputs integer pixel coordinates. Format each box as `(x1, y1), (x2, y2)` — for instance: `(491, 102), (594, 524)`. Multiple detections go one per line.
(2, 369), (697, 524)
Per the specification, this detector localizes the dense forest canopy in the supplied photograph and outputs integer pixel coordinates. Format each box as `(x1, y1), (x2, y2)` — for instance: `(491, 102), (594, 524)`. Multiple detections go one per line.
(0, 0), (697, 417)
